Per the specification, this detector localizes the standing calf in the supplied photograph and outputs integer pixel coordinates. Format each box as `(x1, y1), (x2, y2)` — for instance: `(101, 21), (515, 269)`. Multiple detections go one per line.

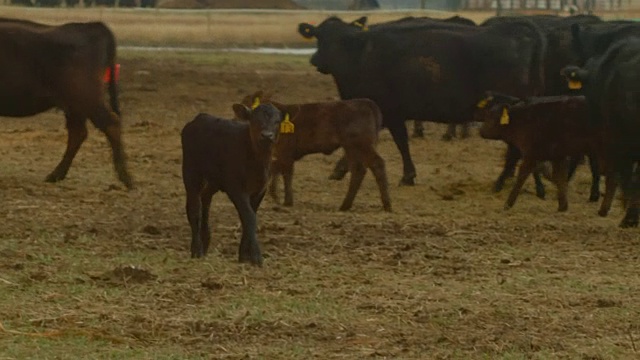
(476, 93), (611, 213)
(241, 92), (391, 212)
(181, 104), (285, 266)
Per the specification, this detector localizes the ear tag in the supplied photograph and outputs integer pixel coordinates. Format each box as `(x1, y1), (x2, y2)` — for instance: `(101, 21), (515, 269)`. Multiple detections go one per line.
(280, 113), (295, 134)
(476, 96), (493, 109)
(354, 21), (369, 31)
(568, 80), (582, 90)
(500, 108), (510, 125)
(251, 97), (260, 110)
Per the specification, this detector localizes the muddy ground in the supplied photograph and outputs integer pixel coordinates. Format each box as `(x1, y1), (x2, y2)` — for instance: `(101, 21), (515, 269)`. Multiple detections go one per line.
(0, 51), (639, 359)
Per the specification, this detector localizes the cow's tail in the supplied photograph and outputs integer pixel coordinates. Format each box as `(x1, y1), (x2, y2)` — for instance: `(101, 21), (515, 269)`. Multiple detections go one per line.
(105, 25), (120, 116)
(522, 19), (547, 97)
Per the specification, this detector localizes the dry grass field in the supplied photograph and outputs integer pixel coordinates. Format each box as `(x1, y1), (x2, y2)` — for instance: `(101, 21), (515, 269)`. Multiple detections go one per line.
(1, 7), (640, 360)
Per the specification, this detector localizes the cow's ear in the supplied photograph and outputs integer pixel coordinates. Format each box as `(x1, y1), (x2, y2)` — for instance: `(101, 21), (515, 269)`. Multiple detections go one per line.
(298, 23), (316, 39)
(352, 16), (368, 31)
(232, 104), (251, 121)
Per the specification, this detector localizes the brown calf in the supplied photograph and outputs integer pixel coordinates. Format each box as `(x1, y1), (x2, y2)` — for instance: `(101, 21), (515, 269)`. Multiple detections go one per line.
(241, 91), (391, 212)
(476, 93), (613, 214)
(181, 104), (285, 266)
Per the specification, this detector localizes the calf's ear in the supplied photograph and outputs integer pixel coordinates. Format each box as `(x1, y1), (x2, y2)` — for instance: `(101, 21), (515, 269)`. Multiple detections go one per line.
(298, 23), (316, 39)
(232, 104), (251, 121)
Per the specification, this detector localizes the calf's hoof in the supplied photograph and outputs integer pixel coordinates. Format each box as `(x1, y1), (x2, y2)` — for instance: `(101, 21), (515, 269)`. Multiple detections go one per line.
(339, 204), (352, 212)
(118, 171), (135, 190)
(45, 171), (66, 183)
(557, 204), (568, 212)
(283, 200), (293, 207)
(493, 181), (505, 193)
(441, 133), (453, 141)
(191, 249), (205, 259)
(589, 192), (600, 202)
(535, 188), (546, 200)
(597, 208), (609, 217)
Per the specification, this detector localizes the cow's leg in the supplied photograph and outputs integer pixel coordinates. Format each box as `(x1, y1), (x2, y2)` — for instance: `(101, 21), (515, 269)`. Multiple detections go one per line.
(460, 122), (471, 139)
(598, 173), (616, 217)
(441, 123), (456, 141)
(329, 153), (349, 181)
(199, 183), (217, 256)
(587, 155), (601, 202)
(228, 192), (262, 266)
(387, 121), (416, 185)
(532, 170), (546, 200)
(412, 120), (425, 138)
(89, 105), (134, 189)
(505, 157), (535, 210)
(339, 158), (366, 212)
(551, 158), (569, 212)
(46, 113), (88, 183)
(281, 161), (295, 207)
(620, 162), (640, 228)
(366, 150), (392, 212)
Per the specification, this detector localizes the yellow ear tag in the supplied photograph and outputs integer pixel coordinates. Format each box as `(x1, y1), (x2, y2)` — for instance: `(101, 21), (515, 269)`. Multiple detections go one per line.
(251, 97), (260, 110)
(568, 80), (582, 90)
(280, 113), (295, 134)
(500, 107), (510, 125)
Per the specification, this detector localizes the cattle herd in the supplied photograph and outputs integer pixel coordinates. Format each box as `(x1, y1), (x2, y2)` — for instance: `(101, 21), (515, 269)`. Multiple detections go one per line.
(1, 13), (639, 266)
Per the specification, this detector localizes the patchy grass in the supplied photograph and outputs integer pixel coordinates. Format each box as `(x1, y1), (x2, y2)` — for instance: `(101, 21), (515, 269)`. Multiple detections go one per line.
(1, 42), (640, 360)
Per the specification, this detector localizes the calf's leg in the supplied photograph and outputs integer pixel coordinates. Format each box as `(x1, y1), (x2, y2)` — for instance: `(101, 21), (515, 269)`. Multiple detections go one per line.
(46, 113), (88, 183)
(339, 159), (367, 212)
(460, 122), (471, 139)
(366, 152), (392, 212)
(329, 154), (349, 181)
(228, 192), (262, 266)
(551, 158), (569, 212)
(183, 174), (205, 258)
(199, 184), (216, 256)
(505, 157), (536, 210)
(89, 105), (134, 189)
(598, 174), (617, 217)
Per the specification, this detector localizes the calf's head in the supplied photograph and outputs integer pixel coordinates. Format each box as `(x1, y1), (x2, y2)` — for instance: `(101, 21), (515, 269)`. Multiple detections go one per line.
(474, 92), (522, 140)
(233, 103), (284, 146)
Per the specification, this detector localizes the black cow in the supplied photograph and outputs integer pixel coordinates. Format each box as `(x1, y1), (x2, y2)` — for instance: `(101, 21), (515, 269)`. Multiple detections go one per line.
(562, 39), (640, 228)
(299, 16), (546, 186)
(0, 18), (133, 188)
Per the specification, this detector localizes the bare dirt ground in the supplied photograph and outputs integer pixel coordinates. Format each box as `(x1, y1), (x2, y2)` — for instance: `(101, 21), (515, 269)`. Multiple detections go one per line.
(1, 50), (639, 359)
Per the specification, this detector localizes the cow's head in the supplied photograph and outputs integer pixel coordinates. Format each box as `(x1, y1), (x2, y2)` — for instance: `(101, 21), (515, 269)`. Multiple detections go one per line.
(475, 91), (523, 140)
(561, 65), (589, 92)
(232, 103), (284, 146)
(298, 16), (369, 76)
